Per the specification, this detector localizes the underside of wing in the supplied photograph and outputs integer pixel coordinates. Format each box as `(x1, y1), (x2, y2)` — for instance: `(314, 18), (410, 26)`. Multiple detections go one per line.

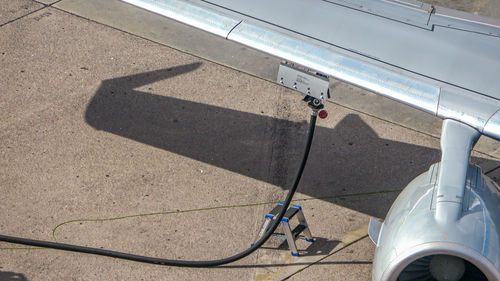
(121, 0), (500, 140)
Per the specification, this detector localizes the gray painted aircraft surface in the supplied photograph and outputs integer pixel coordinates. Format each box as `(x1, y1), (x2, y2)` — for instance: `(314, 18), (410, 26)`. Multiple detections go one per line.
(120, 0), (500, 280)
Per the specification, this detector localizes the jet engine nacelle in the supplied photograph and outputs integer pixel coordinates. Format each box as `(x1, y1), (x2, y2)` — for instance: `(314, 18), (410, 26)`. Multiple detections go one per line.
(369, 163), (500, 281)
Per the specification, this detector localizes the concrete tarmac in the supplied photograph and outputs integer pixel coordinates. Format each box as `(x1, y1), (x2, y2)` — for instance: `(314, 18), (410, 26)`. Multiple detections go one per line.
(1, 1), (499, 280)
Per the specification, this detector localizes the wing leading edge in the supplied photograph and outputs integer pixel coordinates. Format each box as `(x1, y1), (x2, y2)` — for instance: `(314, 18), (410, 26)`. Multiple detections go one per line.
(121, 0), (500, 141)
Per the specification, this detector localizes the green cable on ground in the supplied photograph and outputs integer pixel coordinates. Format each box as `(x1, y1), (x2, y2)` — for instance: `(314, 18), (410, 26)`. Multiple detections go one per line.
(50, 189), (400, 242)
(0, 189), (401, 250)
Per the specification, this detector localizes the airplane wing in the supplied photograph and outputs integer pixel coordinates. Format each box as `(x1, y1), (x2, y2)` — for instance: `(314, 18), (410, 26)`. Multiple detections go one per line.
(120, 0), (500, 140)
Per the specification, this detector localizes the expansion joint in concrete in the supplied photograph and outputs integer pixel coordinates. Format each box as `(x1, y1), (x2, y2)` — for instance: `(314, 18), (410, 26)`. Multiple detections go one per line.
(0, 1), (63, 28)
(486, 165), (500, 175)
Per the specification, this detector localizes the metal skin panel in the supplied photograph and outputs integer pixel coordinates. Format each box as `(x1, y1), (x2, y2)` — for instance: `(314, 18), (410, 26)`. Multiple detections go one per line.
(368, 218), (383, 245)
(484, 110), (500, 140)
(434, 120), (480, 225)
(227, 21), (440, 114)
(438, 89), (500, 133)
(372, 164), (500, 281)
(431, 6), (500, 37)
(120, 0), (240, 38)
(204, 0), (500, 101)
(323, 0), (433, 29)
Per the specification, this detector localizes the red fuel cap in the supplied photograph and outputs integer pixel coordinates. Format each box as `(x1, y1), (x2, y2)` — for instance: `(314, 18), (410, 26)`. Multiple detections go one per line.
(319, 110), (328, 119)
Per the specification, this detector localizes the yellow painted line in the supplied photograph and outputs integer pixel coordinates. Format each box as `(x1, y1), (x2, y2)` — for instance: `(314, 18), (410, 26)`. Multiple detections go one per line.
(255, 254), (293, 280)
(340, 224), (368, 245)
(255, 270), (282, 281)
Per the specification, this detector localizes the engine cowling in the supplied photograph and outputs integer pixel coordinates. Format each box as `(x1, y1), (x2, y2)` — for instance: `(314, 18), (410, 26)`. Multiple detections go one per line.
(370, 163), (500, 281)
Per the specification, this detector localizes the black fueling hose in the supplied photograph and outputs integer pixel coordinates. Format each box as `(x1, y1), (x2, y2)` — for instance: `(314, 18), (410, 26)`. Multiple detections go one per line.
(0, 111), (318, 267)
